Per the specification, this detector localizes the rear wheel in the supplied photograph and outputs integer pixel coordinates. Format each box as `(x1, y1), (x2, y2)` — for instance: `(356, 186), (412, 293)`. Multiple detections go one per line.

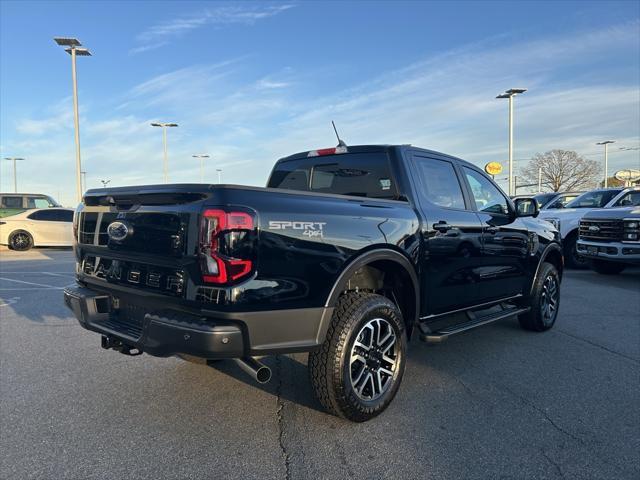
(309, 292), (407, 422)
(564, 232), (588, 269)
(9, 231), (33, 251)
(519, 262), (560, 332)
(590, 259), (626, 275)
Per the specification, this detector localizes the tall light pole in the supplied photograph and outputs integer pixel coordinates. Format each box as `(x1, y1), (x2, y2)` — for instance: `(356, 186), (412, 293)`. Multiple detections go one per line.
(151, 122), (178, 183)
(537, 166), (542, 193)
(597, 140), (615, 187)
(216, 168), (223, 184)
(81, 170), (87, 191)
(3, 157), (24, 193)
(100, 179), (111, 188)
(54, 37), (92, 203)
(192, 154), (210, 183)
(497, 88), (527, 196)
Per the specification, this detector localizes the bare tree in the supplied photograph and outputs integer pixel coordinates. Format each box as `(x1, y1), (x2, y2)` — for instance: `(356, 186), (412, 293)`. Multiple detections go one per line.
(519, 150), (600, 192)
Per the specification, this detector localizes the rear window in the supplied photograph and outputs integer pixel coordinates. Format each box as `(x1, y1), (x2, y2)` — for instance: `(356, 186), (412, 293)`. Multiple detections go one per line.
(267, 153), (398, 200)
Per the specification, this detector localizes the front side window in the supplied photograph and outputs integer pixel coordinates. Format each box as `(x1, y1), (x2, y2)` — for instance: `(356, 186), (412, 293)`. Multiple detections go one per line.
(413, 157), (466, 209)
(463, 167), (509, 215)
(2, 196), (23, 208)
(27, 197), (51, 209)
(614, 191), (640, 207)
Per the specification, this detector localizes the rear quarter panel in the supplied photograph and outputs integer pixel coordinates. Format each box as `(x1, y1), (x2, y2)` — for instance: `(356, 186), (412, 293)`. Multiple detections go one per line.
(209, 187), (420, 311)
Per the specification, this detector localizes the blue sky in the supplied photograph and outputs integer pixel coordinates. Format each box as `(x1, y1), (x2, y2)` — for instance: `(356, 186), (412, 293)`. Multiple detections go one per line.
(1, 0), (639, 205)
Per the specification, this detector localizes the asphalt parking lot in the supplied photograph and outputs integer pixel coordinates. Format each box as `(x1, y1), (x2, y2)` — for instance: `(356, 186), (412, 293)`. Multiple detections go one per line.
(1, 248), (638, 480)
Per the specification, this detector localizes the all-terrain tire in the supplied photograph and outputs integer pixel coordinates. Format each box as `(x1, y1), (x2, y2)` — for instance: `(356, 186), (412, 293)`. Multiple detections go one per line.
(590, 259), (626, 275)
(519, 262), (560, 332)
(9, 230), (33, 251)
(308, 292), (407, 422)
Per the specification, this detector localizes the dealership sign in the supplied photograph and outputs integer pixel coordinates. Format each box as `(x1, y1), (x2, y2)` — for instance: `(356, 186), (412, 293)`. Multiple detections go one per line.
(614, 169), (640, 182)
(484, 162), (503, 175)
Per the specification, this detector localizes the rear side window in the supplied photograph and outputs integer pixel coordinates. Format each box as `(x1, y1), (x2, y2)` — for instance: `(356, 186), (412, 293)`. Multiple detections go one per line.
(412, 157), (466, 209)
(2, 197), (23, 208)
(268, 153), (398, 200)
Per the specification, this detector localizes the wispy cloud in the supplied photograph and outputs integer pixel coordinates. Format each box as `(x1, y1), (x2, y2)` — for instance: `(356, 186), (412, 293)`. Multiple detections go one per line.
(4, 21), (638, 203)
(131, 4), (295, 54)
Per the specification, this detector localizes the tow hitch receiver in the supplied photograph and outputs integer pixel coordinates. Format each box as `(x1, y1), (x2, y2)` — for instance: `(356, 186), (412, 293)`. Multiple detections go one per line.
(101, 335), (143, 356)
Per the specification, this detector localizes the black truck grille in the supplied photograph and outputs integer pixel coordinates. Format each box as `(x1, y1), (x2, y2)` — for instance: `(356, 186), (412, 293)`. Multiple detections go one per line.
(579, 219), (623, 242)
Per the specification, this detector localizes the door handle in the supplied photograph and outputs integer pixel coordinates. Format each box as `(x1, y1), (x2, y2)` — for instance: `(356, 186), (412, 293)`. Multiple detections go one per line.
(486, 226), (499, 234)
(433, 222), (452, 233)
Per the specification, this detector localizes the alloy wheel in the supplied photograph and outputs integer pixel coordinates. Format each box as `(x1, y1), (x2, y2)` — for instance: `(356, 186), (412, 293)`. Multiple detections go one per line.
(349, 318), (399, 401)
(540, 274), (559, 325)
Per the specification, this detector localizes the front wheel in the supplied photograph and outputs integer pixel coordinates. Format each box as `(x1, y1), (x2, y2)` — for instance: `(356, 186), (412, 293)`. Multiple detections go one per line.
(9, 231), (33, 251)
(590, 259), (626, 275)
(519, 262), (560, 332)
(308, 292), (407, 422)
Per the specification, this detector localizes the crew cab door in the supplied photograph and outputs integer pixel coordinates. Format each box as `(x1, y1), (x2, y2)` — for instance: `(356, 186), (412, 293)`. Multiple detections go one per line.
(408, 154), (486, 315)
(460, 166), (530, 300)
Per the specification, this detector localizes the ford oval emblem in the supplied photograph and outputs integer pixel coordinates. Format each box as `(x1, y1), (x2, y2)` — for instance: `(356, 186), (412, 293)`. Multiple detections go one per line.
(107, 221), (132, 241)
(588, 225), (600, 233)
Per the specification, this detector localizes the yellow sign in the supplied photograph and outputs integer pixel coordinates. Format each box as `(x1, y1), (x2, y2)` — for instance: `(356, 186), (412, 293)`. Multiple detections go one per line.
(485, 162), (503, 175)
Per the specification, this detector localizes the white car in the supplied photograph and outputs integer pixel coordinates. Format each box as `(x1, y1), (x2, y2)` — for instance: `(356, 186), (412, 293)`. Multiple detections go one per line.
(0, 208), (74, 251)
(538, 186), (640, 268)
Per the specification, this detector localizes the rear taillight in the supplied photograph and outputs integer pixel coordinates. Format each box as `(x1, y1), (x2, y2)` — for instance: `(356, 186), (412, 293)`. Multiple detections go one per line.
(200, 209), (256, 284)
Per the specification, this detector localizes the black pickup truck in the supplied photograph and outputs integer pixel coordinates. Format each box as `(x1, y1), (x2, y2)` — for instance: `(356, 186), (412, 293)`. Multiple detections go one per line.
(64, 144), (563, 422)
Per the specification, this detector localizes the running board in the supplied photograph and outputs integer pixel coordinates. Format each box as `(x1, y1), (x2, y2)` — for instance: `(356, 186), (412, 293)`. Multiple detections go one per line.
(420, 306), (530, 343)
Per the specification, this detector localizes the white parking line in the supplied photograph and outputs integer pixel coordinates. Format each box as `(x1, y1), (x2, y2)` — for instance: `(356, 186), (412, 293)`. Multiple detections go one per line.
(0, 297), (20, 307)
(0, 277), (65, 289)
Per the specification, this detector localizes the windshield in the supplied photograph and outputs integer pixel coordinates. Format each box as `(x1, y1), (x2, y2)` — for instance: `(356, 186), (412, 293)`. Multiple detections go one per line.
(565, 189), (622, 209)
(533, 193), (556, 207)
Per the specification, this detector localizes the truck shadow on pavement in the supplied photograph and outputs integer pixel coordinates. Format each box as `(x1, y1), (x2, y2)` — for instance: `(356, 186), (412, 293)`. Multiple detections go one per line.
(207, 354), (325, 412)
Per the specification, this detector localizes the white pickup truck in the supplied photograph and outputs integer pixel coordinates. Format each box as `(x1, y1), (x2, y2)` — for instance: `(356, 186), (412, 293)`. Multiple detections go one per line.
(538, 187), (640, 268)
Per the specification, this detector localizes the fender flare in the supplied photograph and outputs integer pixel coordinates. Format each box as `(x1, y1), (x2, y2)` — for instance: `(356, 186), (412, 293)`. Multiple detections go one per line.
(324, 248), (420, 324)
(530, 242), (563, 295)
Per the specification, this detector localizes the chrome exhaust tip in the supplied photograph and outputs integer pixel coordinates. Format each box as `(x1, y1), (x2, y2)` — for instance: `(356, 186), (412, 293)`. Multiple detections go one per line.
(232, 357), (272, 384)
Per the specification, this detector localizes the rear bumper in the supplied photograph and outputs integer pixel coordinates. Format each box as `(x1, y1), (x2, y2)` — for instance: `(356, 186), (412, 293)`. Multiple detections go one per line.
(576, 240), (640, 264)
(64, 284), (333, 359)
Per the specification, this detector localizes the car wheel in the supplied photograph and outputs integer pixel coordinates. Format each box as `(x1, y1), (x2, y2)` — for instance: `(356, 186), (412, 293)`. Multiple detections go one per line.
(564, 233), (588, 269)
(590, 259), (626, 275)
(519, 262), (560, 332)
(9, 230), (33, 251)
(309, 292), (407, 422)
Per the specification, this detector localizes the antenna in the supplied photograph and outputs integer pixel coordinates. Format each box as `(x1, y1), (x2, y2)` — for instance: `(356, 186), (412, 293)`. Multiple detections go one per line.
(332, 121), (347, 147)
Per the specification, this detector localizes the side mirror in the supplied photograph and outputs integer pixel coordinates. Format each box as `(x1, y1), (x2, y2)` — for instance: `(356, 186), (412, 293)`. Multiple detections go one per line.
(514, 197), (539, 218)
